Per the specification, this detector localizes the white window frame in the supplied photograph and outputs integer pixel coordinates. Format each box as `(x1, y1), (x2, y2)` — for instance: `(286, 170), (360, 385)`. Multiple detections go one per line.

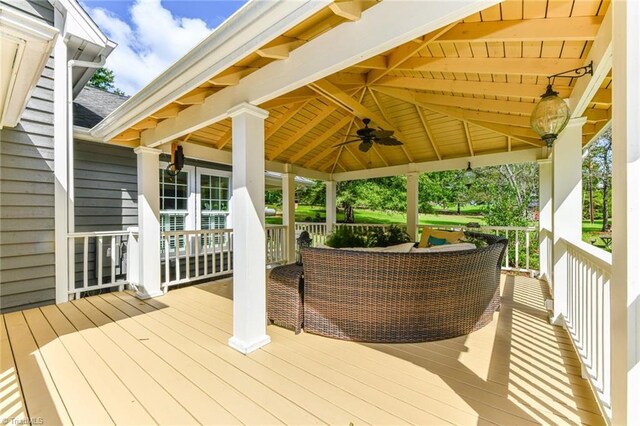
(196, 168), (232, 230)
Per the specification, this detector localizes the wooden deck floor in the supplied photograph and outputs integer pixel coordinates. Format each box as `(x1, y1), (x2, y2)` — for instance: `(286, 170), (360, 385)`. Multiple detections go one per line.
(1, 275), (605, 425)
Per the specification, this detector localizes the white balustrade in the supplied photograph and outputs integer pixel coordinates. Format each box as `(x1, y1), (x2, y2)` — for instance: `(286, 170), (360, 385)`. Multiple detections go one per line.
(561, 238), (612, 419)
(266, 225), (287, 266)
(67, 230), (134, 296)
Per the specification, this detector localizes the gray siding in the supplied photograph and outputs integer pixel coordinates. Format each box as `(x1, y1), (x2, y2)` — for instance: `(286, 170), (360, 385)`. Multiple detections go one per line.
(0, 0), (55, 313)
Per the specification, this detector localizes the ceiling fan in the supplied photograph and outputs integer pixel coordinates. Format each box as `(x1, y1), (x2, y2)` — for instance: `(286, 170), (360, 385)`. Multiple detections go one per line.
(335, 118), (403, 153)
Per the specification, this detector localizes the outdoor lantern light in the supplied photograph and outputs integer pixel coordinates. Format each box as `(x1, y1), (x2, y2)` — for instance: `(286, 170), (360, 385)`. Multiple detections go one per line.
(296, 230), (313, 265)
(166, 143), (185, 178)
(530, 61), (593, 149)
(462, 162), (476, 188)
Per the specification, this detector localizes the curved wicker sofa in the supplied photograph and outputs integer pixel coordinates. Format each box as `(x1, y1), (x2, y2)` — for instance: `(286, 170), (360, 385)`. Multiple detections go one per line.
(300, 232), (507, 343)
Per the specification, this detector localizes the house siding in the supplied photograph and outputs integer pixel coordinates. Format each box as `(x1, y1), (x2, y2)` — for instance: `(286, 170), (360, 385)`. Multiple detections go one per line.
(0, 0), (55, 313)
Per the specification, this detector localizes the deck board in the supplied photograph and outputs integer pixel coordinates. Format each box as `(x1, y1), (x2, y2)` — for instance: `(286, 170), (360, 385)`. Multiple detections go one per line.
(1, 275), (605, 425)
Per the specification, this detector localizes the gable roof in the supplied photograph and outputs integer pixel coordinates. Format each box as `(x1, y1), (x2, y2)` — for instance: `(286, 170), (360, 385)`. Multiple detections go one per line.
(74, 86), (129, 129)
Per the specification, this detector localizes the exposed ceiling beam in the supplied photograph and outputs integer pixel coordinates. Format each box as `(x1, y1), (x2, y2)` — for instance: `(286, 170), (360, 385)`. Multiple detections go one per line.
(463, 122), (474, 156)
(267, 104), (337, 160)
(367, 87), (413, 162)
(138, 0), (500, 147)
(366, 23), (456, 85)
(325, 72), (367, 86)
(568, 7), (612, 118)
(332, 148), (544, 181)
(256, 36), (305, 60)
(391, 57), (587, 76)
(289, 115), (352, 163)
(330, 88), (368, 172)
(435, 16), (603, 43)
(421, 103), (531, 127)
(329, 1), (363, 21)
(309, 79), (407, 141)
(415, 105), (441, 160)
(373, 76), (571, 99)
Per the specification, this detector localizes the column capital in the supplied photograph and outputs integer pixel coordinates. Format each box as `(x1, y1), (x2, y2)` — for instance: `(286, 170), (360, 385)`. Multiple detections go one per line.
(134, 146), (162, 156)
(565, 116), (588, 128)
(228, 102), (269, 120)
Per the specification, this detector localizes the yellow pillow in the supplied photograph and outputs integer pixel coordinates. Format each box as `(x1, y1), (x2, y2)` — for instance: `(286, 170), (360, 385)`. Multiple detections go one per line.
(418, 227), (465, 248)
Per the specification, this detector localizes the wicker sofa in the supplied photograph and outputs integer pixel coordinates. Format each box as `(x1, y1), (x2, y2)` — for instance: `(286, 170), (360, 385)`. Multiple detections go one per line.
(267, 232), (507, 343)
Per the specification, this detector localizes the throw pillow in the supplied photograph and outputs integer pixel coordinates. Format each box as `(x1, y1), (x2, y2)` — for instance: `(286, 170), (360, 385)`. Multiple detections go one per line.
(418, 227), (465, 248)
(427, 235), (448, 246)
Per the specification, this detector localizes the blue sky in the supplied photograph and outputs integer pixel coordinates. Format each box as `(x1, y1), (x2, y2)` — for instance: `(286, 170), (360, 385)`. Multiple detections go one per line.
(81, 0), (247, 95)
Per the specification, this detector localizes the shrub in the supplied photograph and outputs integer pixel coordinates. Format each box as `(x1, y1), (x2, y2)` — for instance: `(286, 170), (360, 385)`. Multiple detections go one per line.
(325, 227), (367, 248)
(325, 225), (411, 248)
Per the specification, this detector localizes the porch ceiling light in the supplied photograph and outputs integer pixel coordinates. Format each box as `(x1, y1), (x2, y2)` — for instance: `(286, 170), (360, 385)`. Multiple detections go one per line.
(462, 162), (476, 188)
(530, 61), (593, 149)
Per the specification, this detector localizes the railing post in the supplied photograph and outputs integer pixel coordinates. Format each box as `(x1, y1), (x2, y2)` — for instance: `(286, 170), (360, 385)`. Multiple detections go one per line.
(126, 227), (140, 291)
(282, 171), (297, 263)
(325, 180), (337, 235)
(538, 159), (553, 282)
(406, 172), (419, 241)
(551, 118), (585, 325)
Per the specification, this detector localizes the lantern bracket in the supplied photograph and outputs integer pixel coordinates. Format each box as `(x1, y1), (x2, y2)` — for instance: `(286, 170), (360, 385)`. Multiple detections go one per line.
(547, 61), (593, 87)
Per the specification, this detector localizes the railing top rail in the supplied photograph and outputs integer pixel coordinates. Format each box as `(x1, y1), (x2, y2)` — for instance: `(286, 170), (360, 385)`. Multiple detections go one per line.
(68, 231), (133, 238)
(161, 229), (233, 237)
(266, 224), (287, 229)
(560, 237), (612, 271)
(480, 226), (537, 231)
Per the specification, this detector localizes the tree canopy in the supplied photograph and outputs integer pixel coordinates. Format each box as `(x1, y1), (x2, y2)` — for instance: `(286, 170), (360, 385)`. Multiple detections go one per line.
(88, 67), (126, 96)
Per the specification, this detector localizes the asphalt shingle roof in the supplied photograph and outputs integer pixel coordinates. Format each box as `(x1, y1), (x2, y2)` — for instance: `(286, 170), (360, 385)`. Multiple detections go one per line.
(73, 86), (129, 129)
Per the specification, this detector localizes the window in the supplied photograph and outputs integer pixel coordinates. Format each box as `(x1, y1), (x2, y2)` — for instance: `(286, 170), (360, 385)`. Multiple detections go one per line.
(200, 174), (230, 230)
(159, 168), (189, 232)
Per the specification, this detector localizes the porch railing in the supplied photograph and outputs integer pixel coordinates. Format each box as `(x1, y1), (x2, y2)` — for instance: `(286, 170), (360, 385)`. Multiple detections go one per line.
(266, 225), (287, 265)
(67, 230), (135, 296)
(561, 238), (612, 419)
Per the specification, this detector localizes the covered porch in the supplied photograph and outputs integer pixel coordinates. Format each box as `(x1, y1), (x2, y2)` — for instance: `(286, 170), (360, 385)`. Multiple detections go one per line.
(2, 275), (605, 425)
(47, 0), (639, 424)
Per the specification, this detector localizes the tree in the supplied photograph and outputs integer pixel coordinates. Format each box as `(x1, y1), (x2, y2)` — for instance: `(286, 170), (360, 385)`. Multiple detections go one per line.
(88, 67), (126, 96)
(582, 129), (612, 230)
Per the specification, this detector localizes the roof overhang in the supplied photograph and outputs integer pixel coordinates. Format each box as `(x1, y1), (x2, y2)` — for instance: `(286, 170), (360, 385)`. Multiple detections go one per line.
(0, 5), (58, 128)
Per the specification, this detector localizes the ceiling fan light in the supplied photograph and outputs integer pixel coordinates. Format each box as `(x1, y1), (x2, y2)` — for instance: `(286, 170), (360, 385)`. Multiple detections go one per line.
(530, 85), (570, 148)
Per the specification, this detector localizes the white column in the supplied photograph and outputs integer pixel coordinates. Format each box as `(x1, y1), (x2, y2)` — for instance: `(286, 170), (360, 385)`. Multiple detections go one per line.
(133, 147), (163, 299)
(406, 172), (419, 241)
(282, 171), (296, 263)
(325, 180), (337, 234)
(611, 1), (640, 424)
(227, 103), (270, 354)
(53, 7), (69, 303)
(538, 159), (553, 283)
(551, 118), (585, 324)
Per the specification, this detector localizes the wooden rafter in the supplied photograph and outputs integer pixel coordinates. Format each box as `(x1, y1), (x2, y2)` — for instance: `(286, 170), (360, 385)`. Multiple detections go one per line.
(208, 67), (255, 86)
(415, 105), (441, 160)
(267, 103), (337, 160)
(436, 16), (603, 42)
(131, 118), (158, 131)
(366, 23), (456, 85)
(151, 104), (181, 119)
(265, 101), (309, 140)
(367, 87), (413, 163)
(507, 136), (512, 152)
(215, 127), (232, 149)
(112, 129), (140, 142)
(256, 37), (305, 60)
(308, 79), (406, 141)
(463, 122), (474, 156)
(175, 88), (214, 105)
(329, 88), (368, 172)
(289, 115), (352, 164)
(421, 104), (531, 128)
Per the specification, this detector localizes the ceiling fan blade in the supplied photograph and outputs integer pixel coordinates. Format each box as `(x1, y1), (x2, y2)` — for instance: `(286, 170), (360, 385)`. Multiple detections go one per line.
(359, 142), (373, 152)
(376, 137), (403, 146)
(373, 129), (394, 138)
(334, 139), (362, 147)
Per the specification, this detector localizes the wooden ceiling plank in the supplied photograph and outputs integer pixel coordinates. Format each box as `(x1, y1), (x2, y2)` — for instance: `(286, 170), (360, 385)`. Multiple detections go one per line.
(289, 115), (352, 163)
(215, 128), (232, 149)
(309, 79), (406, 141)
(265, 101), (309, 140)
(367, 23), (457, 84)
(436, 16), (603, 42)
(397, 57), (586, 76)
(327, 88), (367, 171)
(268, 103), (337, 160)
(373, 76), (571, 99)
(422, 103), (532, 127)
(415, 105), (441, 160)
(367, 87), (413, 163)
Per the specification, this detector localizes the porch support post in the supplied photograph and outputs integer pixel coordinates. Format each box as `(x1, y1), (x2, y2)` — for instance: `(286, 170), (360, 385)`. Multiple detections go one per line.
(538, 159), (553, 282)
(611, 1), (640, 423)
(227, 102), (270, 354)
(551, 118), (585, 324)
(133, 146), (163, 299)
(325, 180), (337, 234)
(406, 172), (419, 241)
(282, 170), (296, 263)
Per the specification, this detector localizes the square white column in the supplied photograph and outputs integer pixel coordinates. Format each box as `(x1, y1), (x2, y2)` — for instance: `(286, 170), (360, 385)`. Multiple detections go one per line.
(325, 180), (337, 234)
(611, 1), (640, 424)
(227, 103), (271, 354)
(538, 159), (553, 282)
(551, 117), (585, 324)
(282, 171), (296, 263)
(133, 146), (163, 299)
(406, 172), (419, 241)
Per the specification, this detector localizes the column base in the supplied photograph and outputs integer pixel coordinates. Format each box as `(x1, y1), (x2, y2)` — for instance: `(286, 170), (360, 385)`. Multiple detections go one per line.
(134, 286), (165, 299)
(228, 334), (271, 354)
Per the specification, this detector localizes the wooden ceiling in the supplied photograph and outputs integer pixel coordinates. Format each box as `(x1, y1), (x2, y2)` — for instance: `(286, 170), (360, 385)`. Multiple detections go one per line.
(111, 0), (612, 174)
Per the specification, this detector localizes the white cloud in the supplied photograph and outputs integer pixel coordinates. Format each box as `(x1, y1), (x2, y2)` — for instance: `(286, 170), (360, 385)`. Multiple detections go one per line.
(86, 0), (214, 95)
